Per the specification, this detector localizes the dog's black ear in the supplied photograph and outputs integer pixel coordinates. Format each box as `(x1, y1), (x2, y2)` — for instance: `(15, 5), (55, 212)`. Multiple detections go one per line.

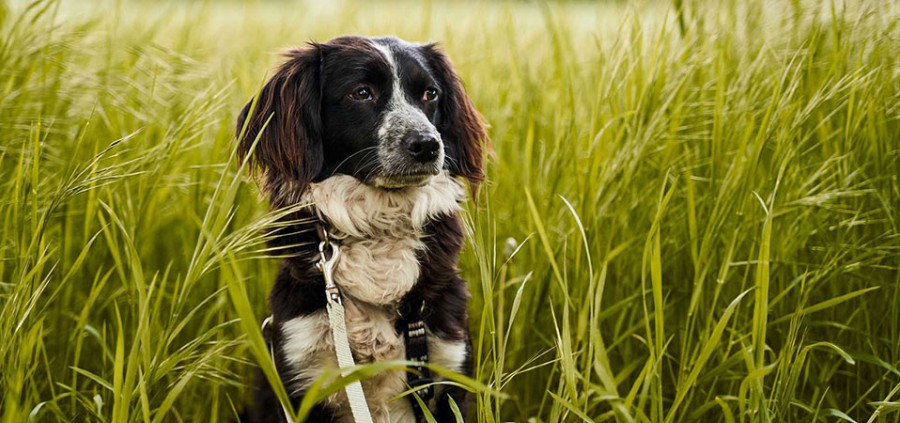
(421, 44), (490, 190)
(236, 45), (324, 207)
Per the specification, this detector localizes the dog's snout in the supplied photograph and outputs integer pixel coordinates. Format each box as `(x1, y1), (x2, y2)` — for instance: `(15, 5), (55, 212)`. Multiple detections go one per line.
(406, 134), (441, 163)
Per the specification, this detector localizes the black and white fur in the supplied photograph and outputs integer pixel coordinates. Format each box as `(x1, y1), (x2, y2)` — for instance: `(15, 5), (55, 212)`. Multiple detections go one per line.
(236, 36), (488, 423)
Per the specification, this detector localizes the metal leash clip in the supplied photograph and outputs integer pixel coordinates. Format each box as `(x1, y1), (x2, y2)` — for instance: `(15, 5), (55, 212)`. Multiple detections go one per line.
(315, 227), (342, 305)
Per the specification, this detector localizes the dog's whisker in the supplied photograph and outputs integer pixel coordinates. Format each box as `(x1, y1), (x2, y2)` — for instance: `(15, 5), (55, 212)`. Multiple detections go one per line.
(351, 152), (381, 178)
(329, 146), (380, 177)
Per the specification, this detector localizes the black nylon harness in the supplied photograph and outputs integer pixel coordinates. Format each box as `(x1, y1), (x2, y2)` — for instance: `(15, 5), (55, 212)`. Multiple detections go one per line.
(398, 296), (434, 420)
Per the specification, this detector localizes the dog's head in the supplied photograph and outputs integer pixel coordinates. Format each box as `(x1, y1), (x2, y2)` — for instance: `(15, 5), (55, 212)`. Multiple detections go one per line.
(236, 36), (488, 207)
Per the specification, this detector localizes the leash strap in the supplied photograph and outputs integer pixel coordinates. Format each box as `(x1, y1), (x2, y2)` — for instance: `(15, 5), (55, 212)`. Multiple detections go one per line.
(317, 229), (374, 423)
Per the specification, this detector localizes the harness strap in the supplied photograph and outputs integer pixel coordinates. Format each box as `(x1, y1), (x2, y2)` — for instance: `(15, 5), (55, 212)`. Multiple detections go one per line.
(400, 299), (434, 421)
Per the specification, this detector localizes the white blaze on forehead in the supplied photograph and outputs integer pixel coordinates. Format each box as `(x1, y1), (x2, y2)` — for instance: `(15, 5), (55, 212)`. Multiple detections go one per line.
(371, 40), (441, 147)
(372, 42), (398, 73)
(372, 41), (421, 114)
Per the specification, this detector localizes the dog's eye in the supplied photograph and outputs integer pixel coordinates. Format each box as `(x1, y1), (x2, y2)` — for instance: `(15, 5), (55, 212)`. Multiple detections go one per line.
(423, 88), (438, 102)
(349, 86), (374, 102)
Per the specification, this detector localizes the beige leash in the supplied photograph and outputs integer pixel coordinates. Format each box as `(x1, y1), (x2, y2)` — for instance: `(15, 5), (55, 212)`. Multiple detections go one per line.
(316, 232), (374, 423)
(261, 226), (373, 423)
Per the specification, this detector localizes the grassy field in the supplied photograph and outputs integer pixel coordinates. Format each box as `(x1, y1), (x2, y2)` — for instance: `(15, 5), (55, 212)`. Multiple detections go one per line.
(2, 0), (899, 421)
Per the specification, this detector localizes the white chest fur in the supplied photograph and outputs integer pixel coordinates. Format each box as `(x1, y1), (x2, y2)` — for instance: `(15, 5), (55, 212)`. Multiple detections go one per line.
(280, 172), (468, 422)
(302, 172), (464, 305)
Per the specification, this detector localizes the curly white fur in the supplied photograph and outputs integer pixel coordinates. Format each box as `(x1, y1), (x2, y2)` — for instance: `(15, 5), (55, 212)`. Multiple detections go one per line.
(280, 171), (467, 423)
(302, 171), (464, 305)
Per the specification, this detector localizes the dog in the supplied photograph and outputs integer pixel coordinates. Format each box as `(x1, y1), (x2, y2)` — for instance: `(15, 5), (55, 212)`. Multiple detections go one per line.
(236, 36), (488, 422)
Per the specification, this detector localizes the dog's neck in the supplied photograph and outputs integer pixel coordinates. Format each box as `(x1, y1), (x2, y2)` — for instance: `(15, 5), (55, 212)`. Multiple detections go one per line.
(300, 171), (465, 305)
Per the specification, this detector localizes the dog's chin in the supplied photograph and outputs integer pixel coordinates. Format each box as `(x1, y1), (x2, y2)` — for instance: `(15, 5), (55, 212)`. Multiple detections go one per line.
(372, 173), (435, 189)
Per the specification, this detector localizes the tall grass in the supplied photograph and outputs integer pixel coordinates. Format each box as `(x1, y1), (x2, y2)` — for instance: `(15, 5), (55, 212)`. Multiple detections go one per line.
(1, 0), (898, 421)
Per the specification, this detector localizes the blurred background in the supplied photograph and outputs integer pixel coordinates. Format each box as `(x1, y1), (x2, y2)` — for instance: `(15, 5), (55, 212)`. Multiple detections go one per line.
(1, 0), (899, 422)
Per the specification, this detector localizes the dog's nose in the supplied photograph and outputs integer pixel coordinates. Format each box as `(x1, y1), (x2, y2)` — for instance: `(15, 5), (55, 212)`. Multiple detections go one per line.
(406, 134), (441, 163)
